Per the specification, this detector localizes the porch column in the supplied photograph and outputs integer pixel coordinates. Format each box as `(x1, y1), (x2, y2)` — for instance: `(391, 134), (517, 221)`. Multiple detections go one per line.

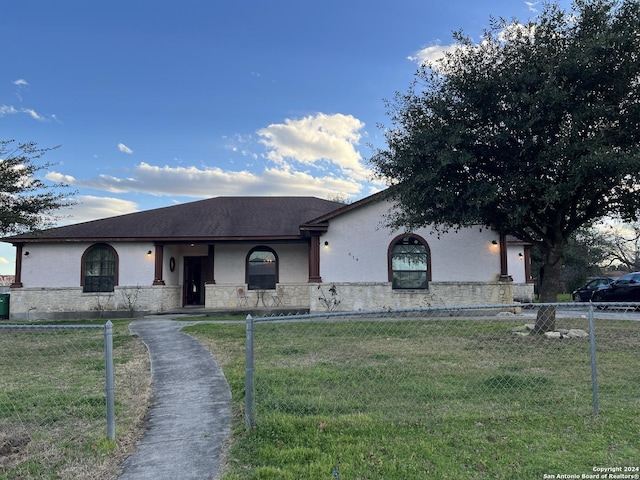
(206, 244), (215, 284)
(308, 233), (322, 283)
(11, 244), (23, 288)
(499, 233), (510, 280)
(153, 244), (165, 285)
(524, 245), (533, 282)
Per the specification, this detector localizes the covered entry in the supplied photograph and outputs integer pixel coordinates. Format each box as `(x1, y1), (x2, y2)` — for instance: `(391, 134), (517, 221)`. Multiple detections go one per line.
(183, 256), (211, 306)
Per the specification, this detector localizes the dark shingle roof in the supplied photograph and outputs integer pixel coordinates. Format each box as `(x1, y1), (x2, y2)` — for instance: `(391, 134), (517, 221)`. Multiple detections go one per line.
(3, 196), (344, 243)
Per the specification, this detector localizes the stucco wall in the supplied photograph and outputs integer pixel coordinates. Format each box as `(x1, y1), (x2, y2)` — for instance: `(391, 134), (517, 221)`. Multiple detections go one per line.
(320, 200), (506, 283)
(212, 243), (309, 284)
(507, 245), (527, 283)
(20, 242), (156, 288)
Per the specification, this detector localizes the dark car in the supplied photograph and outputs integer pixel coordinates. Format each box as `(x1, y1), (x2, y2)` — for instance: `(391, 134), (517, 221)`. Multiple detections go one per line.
(572, 277), (615, 302)
(590, 272), (640, 303)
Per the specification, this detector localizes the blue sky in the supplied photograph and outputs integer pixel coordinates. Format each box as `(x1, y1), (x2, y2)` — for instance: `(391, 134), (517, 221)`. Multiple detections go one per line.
(0, 0), (570, 273)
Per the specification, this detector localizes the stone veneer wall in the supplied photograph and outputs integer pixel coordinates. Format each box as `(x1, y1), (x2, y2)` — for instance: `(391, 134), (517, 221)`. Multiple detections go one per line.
(8, 285), (181, 321)
(205, 283), (310, 310)
(512, 283), (535, 303)
(8, 281), (534, 319)
(309, 281), (531, 312)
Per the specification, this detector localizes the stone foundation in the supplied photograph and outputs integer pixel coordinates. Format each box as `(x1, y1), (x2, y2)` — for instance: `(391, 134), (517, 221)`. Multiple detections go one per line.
(6, 281), (534, 319)
(7, 285), (181, 321)
(309, 281), (530, 312)
(205, 283), (310, 309)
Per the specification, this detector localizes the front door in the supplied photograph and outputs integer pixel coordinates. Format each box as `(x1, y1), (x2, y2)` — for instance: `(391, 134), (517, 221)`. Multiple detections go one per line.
(183, 256), (206, 306)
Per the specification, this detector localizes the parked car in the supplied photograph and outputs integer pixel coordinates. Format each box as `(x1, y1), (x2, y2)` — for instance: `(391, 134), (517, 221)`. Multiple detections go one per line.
(590, 272), (640, 303)
(572, 277), (615, 302)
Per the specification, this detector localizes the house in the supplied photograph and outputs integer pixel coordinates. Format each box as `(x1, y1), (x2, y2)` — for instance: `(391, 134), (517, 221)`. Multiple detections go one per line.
(1, 191), (533, 320)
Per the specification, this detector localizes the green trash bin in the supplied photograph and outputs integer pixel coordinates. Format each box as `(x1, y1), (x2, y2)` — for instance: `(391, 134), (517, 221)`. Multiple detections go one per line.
(0, 293), (9, 319)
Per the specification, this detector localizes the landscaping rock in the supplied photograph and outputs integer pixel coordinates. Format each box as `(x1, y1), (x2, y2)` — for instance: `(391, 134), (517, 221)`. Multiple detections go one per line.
(544, 331), (563, 339)
(511, 325), (528, 332)
(567, 329), (588, 338)
(511, 325), (589, 340)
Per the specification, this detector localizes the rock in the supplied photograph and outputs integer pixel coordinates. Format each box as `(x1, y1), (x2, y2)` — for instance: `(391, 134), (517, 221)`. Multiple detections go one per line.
(509, 325), (588, 339)
(567, 329), (588, 338)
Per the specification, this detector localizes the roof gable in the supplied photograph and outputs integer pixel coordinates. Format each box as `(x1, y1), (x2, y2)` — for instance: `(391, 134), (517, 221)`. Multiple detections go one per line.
(301, 190), (390, 228)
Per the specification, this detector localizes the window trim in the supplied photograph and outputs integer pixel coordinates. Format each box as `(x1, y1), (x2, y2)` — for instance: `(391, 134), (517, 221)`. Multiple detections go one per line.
(81, 243), (119, 292)
(388, 233), (431, 290)
(245, 246), (279, 290)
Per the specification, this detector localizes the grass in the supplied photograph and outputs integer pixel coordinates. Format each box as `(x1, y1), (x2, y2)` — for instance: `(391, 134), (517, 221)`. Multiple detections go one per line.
(0, 319), (151, 479)
(176, 314), (248, 322)
(185, 316), (640, 479)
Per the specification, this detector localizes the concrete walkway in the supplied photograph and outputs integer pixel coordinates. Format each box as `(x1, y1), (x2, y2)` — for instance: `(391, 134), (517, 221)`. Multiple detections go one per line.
(119, 317), (232, 480)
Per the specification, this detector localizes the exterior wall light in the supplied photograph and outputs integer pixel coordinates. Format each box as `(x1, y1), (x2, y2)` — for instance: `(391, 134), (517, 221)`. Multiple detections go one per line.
(324, 241), (329, 247)
(491, 240), (498, 246)
(147, 250), (152, 256)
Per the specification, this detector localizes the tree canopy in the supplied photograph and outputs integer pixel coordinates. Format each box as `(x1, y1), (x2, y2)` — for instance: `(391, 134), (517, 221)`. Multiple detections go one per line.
(0, 140), (75, 237)
(371, 0), (640, 318)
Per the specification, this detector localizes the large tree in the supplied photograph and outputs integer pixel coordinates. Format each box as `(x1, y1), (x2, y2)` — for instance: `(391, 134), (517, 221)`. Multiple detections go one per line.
(370, 0), (640, 331)
(0, 140), (75, 236)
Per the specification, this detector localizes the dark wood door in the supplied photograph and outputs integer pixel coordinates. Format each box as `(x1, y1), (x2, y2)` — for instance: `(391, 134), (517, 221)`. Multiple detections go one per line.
(184, 256), (206, 306)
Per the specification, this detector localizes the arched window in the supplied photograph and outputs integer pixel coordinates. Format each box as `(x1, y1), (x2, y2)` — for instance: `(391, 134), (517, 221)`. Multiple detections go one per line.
(246, 247), (278, 290)
(389, 234), (430, 290)
(82, 243), (118, 292)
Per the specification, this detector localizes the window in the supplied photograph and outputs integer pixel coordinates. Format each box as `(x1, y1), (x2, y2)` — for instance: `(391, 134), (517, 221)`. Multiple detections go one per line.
(82, 244), (117, 292)
(247, 247), (278, 290)
(389, 235), (430, 290)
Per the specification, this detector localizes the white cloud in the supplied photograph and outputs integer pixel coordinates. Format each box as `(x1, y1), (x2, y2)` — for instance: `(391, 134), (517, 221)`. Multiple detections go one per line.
(45, 172), (76, 184)
(0, 105), (18, 117)
(55, 195), (140, 224)
(118, 143), (133, 154)
(45, 112), (387, 205)
(23, 108), (46, 121)
(408, 43), (455, 66)
(49, 160), (369, 200)
(258, 113), (371, 181)
(0, 247), (12, 275)
(525, 1), (538, 13)
(13, 79), (29, 87)
(410, 21), (538, 72)
(0, 105), (56, 121)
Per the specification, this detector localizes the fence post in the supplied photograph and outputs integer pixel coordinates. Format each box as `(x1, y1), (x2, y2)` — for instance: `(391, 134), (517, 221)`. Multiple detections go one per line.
(588, 305), (599, 415)
(245, 314), (255, 429)
(104, 320), (116, 440)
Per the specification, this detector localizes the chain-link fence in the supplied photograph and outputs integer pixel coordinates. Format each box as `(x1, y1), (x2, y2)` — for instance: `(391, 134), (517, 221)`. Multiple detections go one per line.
(245, 303), (640, 428)
(0, 322), (115, 477)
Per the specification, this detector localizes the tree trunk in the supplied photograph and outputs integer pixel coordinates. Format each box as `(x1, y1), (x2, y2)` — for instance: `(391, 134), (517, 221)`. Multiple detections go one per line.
(534, 241), (565, 333)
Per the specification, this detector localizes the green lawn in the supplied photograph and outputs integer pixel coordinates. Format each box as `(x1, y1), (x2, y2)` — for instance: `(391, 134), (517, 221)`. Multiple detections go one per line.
(0, 319), (150, 479)
(186, 316), (640, 479)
